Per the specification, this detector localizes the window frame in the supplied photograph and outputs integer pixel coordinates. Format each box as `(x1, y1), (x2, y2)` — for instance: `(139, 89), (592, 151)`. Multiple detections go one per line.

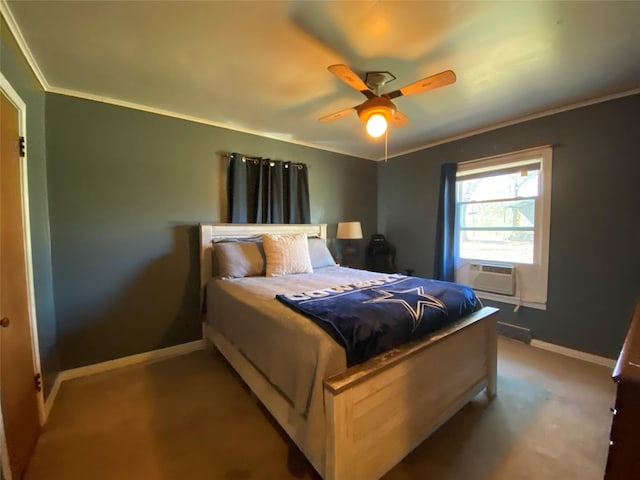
(454, 146), (553, 310)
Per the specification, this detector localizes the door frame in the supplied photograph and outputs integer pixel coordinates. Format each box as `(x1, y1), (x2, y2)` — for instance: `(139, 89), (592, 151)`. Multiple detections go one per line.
(1, 72), (46, 480)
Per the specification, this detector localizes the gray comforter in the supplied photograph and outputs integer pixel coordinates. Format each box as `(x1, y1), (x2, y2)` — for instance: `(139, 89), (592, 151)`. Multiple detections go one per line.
(206, 266), (388, 415)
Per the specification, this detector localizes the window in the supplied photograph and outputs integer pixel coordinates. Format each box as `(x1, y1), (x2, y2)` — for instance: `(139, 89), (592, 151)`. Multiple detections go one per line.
(454, 146), (552, 310)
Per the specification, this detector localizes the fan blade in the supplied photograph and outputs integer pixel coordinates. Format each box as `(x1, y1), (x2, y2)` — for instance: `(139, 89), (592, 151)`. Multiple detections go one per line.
(385, 70), (456, 99)
(319, 106), (356, 123)
(328, 64), (375, 98)
(390, 110), (410, 127)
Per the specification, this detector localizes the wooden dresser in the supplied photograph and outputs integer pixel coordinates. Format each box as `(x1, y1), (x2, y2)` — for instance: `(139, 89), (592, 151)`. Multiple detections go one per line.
(605, 299), (640, 480)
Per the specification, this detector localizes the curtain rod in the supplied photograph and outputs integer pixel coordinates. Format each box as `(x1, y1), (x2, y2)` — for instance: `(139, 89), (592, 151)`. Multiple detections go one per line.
(220, 152), (260, 161)
(220, 152), (310, 168)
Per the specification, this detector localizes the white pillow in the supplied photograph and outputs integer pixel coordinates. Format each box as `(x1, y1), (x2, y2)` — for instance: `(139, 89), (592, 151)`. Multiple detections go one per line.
(262, 233), (313, 277)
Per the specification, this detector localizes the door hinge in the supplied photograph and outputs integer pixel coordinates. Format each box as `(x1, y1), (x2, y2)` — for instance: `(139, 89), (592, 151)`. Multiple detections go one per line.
(19, 136), (26, 157)
(34, 372), (42, 392)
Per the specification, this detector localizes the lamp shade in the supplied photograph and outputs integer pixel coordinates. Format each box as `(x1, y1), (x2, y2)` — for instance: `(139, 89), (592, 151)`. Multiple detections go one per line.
(336, 221), (363, 240)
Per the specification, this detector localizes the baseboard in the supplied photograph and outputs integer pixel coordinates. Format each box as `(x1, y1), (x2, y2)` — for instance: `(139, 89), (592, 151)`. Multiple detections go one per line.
(44, 374), (63, 421)
(530, 339), (616, 369)
(44, 340), (205, 420)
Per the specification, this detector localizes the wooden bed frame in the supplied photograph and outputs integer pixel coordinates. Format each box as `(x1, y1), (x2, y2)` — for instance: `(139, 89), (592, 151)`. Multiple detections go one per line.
(199, 223), (498, 480)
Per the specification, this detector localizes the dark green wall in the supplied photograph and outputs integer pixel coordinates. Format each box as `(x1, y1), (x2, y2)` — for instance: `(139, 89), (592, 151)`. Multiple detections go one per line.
(46, 94), (377, 369)
(7, 8), (636, 373)
(1, 17), (59, 395)
(378, 94), (640, 359)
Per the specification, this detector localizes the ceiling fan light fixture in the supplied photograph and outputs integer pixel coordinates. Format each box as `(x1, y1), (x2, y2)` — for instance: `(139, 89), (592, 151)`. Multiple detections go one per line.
(358, 97), (395, 139)
(366, 113), (388, 138)
(321, 64), (455, 141)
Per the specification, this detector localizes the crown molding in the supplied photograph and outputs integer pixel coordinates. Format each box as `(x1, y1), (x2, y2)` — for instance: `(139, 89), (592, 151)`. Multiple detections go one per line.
(43, 84), (640, 163)
(0, 1), (369, 160)
(0, 0), (48, 90)
(3, 0), (638, 163)
(380, 86), (640, 161)
(46, 85), (370, 160)
(39, 82), (640, 163)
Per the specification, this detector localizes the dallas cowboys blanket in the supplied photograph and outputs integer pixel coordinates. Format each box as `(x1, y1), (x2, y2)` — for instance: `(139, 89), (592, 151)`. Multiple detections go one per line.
(276, 274), (480, 366)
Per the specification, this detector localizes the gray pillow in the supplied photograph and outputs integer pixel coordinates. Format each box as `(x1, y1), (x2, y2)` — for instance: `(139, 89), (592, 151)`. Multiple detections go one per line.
(214, 241), (266, 278)
(308, 237), (336, 269)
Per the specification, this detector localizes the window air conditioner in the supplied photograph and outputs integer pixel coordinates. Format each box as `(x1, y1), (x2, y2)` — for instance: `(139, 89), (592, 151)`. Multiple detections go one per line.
(469, 263), (515, 296)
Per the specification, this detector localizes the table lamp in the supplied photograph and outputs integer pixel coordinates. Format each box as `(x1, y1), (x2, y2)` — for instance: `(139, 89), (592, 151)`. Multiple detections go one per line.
(336, 221), (363, 266)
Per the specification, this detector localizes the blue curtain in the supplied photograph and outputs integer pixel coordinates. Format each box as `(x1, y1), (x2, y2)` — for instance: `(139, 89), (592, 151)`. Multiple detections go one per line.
(433, 163), (457, 281)
(227, 153), (310, 224)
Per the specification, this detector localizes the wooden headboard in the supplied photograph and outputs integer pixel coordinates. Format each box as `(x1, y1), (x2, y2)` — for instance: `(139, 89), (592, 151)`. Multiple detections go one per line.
(199, 223), (327, 292)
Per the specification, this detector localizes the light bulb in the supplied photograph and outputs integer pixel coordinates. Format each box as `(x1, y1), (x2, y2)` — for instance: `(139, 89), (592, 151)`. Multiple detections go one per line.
(366, 113), (387, 138)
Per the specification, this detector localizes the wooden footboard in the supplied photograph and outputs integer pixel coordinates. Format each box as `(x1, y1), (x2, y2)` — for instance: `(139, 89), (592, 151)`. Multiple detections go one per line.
(323, 307), (498, 480)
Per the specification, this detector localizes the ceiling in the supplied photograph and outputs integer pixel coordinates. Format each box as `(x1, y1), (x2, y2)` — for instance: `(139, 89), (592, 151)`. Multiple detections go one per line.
(3, 1), (640, 160)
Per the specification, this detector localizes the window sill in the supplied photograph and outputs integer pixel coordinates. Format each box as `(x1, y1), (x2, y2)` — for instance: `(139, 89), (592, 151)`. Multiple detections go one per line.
(474, 291), (547, 311)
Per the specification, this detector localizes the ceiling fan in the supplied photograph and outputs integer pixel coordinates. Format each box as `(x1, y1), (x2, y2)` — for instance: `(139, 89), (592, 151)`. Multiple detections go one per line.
(320, 64), (456, 138)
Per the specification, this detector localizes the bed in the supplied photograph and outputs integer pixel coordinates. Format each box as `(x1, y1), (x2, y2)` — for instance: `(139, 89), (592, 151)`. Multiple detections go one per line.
(199, 223), (498, 480)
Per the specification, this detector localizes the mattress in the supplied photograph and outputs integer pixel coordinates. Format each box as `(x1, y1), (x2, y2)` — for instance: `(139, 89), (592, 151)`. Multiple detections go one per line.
(206, 266), (390, 415)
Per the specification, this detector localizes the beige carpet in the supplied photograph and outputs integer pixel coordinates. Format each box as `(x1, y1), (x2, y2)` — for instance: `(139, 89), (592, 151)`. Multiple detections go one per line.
(25, 337), (615, 480)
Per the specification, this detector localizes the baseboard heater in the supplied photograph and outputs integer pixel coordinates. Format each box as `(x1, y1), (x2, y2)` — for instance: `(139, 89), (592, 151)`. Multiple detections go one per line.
(497, 322), (532, 344)
(470, 262), (515, 296)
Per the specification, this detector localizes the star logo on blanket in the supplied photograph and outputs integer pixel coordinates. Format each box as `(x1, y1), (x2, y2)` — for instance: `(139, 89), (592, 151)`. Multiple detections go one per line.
(364, 287), (448, 331)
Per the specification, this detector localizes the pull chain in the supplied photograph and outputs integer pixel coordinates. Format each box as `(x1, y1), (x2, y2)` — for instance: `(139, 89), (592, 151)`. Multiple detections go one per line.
(384, 127), (388, 162)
